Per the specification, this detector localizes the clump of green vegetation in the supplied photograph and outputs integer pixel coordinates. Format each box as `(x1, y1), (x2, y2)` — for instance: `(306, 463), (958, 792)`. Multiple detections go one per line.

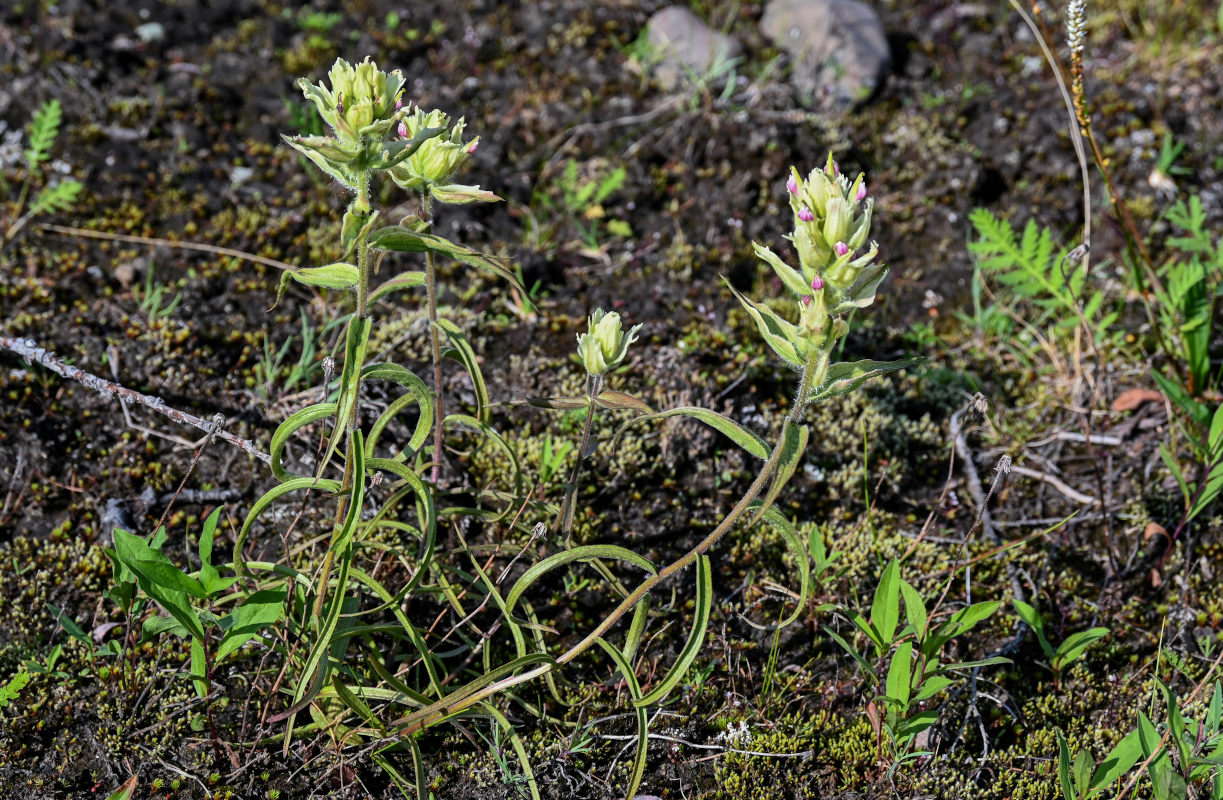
(2, 99), (82, 245)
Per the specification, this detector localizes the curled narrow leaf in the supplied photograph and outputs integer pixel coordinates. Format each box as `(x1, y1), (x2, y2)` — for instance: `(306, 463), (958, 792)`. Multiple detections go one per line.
(724, 281), (805, 368)
(634, 555), (712, 707)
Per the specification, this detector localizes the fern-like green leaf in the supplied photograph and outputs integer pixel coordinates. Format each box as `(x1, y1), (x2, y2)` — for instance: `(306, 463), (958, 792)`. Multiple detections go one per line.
(968, 208), (1087, 333)
(0, 670), (32, 708)
(25, 99), (63, 171)
(1166, 196), (1212, 255)
(26, 180), (82, 219)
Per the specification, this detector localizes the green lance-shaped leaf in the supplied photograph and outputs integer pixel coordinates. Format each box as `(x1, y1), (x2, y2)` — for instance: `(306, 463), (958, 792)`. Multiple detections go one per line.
(189, 636), (208, 699)
(612, 406), (770, 461)
(142, 615), (190, 641)
(1052, 627), (1109, 672)
(752, 242), (811, 298)
(1056, 731), (1076, 800)
(47, 603), (92, 646)
(367, 226), (523, 292)
(634, 554), (713, 707)
(313, 315), (372, 476)
(216, 588), (288, 662)
(1089, 728), (1142, 793)
(807, 358), (923, 405)
(276, 262), (359, 307)
(197, 507), (235, 596)
(911, 673), (954, 704)
(870, 559), (901, 653)
(884, 641), (913, 711)
(748, 420), (808, 526)
(925, 601), (1000, 657)
(1160, 679), (1193, 773)
(282, 135), (360, 187)
(833, 263), (889, 313)
(899, 580), (927, 639)
(724, 282), (805, 369)
(112, 529), (206, 641)
(1012, 599), (1055, 661)
(824, 624), (876, 681)
(369, 270), (426, 304)
(438, 317), (489, 423)
(372, 124), (447, 170)
(1188, 402), (1223, 521)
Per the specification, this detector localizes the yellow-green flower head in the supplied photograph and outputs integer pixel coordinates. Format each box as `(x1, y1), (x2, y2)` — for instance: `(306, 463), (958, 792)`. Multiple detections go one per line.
(390, 108), (475, 189)
(576, 309), (642, 376)
(299, 57), (406, 143)
(784, 154), (877, 289)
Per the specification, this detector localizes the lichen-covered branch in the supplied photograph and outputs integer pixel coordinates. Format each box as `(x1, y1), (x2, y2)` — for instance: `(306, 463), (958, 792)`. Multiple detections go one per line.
(0, 335), (270, 463)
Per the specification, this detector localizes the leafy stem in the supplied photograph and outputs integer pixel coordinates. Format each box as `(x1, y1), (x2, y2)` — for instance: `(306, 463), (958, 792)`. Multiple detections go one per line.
(392, 343), (825, 737)
(555, 372), (604, 540)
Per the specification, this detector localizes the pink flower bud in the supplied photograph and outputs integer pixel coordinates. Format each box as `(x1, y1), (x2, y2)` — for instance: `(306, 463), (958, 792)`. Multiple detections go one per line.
(798, 207), (814, 222)
(801, 295), (812, 306)
(811, 276), (824, 291)
(834, 241), (850, 257)
(395, 97), (404, 110)
(786, 174), (799, 195)
(467, 140), (478, 154)
(856, 181), (867, 201)
(825, 160), (839, 177)
(398, 121), (408, 138)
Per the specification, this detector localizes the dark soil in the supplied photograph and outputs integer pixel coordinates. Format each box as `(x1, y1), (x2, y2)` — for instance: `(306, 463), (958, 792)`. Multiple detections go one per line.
(2, 1), (1223, 799)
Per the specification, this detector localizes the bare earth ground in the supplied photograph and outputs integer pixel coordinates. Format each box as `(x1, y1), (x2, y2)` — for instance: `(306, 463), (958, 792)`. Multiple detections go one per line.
(2, 1), (1223, 798)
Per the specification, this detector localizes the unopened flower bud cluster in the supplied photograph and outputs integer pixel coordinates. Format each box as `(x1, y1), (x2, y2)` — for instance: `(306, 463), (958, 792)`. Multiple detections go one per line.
(576, 309), (643, 376)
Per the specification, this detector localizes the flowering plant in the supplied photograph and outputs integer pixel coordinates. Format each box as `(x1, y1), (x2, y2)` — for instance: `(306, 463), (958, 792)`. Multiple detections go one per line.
(727, 153), (913, 405)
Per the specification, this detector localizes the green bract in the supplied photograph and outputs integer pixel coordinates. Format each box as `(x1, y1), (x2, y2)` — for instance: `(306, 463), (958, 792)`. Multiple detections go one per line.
(576, 309), (642, 375)
(388, 108), (497, 203)
(300, 57), (405, 143)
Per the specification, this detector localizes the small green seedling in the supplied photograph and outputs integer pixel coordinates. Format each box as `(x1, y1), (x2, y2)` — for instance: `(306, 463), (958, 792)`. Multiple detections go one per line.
(1012, 599), (1109, 680)
(828, 558), (1008, 770)
(106, 508), (285, 701)
(2, 98), (83, 243)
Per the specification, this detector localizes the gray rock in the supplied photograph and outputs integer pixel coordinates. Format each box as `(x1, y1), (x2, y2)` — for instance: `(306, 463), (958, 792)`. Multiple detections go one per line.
(643, 7), (743, 91)
(760, 0), (890, 108)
